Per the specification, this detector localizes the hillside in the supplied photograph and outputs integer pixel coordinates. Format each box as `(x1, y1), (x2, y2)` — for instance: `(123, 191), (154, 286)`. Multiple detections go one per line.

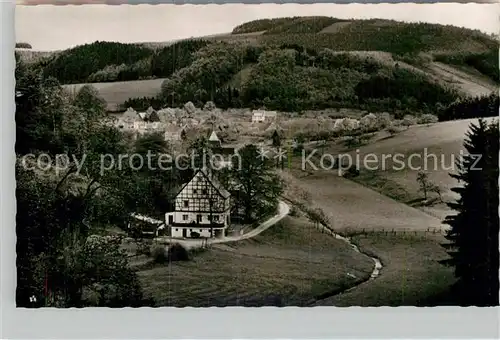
(29, 16), (498, 113)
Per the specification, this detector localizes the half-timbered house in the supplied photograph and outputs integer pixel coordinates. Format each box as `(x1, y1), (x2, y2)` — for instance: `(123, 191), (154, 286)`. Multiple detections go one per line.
(165, 168), (231, 238)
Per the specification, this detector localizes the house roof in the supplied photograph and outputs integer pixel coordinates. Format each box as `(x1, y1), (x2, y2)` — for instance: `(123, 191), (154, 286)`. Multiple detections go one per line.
(148, 110), (161, 122)
(130, 213), (164, 225)
(200, 167), (231, 198)
(174, 167), (231, 200)
(122, 108), (141, 121)
(208, 131), (220, 142)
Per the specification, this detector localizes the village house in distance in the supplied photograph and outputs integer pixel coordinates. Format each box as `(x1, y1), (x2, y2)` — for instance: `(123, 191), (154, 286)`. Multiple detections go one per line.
(252, 109), (278, 123)
(165, 168), (231, 238)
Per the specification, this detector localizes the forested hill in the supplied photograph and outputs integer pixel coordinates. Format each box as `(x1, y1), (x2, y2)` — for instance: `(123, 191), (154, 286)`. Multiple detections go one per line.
(20, 17), (498, 114)
(24, 17), (498, 85)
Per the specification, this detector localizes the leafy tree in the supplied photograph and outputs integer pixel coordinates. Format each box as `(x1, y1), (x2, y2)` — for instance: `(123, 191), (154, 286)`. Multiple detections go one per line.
(124, 133), (179, 216)
(15, 58), (67, 154)
(35, 232), (147, 307)
(226, 144), (283, 222)
(15, 63), (151, 307)
(442, 119), (499, 306)
(16, 161), (149, 307)
(416, 171), (434, 201)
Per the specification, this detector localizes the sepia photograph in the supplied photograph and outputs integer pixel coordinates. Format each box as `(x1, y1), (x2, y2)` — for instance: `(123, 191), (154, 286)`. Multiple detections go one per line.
(13, 2), (498, 310)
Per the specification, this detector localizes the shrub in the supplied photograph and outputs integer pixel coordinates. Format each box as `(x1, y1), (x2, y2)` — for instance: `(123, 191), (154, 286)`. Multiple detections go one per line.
(289, 206), (299, 217)
(136, 241), (152, 257)
(401, 115), (416, 128)
(376, 112), (392, 129)
(167, 243), (190, 262)
(190, 231), (201, 239)
(343, 165), (360, 178)
(343, 136), (361, 149)
(417, 114), (438, 125)
(151, 245), (168, 263)
(386, 126), (400, 136)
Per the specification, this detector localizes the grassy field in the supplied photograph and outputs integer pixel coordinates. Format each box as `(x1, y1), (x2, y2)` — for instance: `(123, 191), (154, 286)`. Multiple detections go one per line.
(284, 169), (444, 233)
(63, 78), (166, 111)
(330, 118), (498, 220)
(136, 216), (374, 307)
(279, 148), (457, 306)
(313, 232), (455, 306)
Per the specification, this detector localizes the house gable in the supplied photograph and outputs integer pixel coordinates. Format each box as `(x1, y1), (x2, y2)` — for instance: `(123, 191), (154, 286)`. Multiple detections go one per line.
(174, 169), (230, 213)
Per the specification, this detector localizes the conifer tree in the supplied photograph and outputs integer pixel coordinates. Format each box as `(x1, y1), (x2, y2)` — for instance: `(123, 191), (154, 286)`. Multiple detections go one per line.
(442, 119), (499, 306)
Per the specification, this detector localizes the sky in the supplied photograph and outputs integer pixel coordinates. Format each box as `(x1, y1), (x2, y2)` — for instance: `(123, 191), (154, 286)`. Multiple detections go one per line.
(15, 3), (499, 51)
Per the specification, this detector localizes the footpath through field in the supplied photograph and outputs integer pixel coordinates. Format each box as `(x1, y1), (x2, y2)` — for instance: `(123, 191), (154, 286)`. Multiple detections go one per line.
(158, 200), (290, 249)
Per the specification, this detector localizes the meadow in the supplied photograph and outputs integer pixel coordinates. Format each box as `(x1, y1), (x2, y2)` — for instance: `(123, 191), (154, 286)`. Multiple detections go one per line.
(136, 216), (374, 307)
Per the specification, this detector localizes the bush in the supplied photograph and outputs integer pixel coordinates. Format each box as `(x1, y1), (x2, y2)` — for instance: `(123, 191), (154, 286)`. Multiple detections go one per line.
(386, 126), (400, 136)
(167, 243), (190, 262)
(401, 115), (416, 128)
(376, 112), (392, 129)
(190, 231), (200, 239)
(289, 205), (301, 217)
(136, 241), (152, 257)
(343, 136), (361, 149)
(417, 114), (438, 125)
(151, 245), (168, 264)
(343, 165), (360, 178)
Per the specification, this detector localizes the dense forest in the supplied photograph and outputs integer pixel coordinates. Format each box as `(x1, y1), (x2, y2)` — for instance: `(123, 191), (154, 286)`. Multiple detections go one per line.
(437, 93), (499, 122)
(39, 40), (211, 84)
(32, 17), (498, 84)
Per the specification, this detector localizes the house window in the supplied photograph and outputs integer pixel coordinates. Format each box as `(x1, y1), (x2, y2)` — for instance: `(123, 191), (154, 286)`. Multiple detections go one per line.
(193, 189), (197, 194)
(182, 215), (188, 221)
(183, 200), (189, 208)
(202, 189), (208, 195)
(175, 228), (178, 231)
(197, 215), (202, 223)
(200, 229), (203, 232)
(190, 229), (192, 232)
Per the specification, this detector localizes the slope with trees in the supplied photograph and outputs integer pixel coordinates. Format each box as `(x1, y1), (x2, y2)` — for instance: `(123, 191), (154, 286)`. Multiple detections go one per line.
(15, 57), (164, 307)
(42, 41), (154, 84)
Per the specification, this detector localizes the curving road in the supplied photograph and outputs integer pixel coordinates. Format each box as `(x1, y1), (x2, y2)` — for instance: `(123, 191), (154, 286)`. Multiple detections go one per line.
(160, 200), (290, 249)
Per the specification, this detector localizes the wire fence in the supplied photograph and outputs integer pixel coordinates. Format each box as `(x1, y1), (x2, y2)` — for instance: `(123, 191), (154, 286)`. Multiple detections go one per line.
(311, 225), (448, 242)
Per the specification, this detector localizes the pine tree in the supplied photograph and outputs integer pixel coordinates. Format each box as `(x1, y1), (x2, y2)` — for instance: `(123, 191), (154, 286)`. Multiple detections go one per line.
(442, 119), (499, 306)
